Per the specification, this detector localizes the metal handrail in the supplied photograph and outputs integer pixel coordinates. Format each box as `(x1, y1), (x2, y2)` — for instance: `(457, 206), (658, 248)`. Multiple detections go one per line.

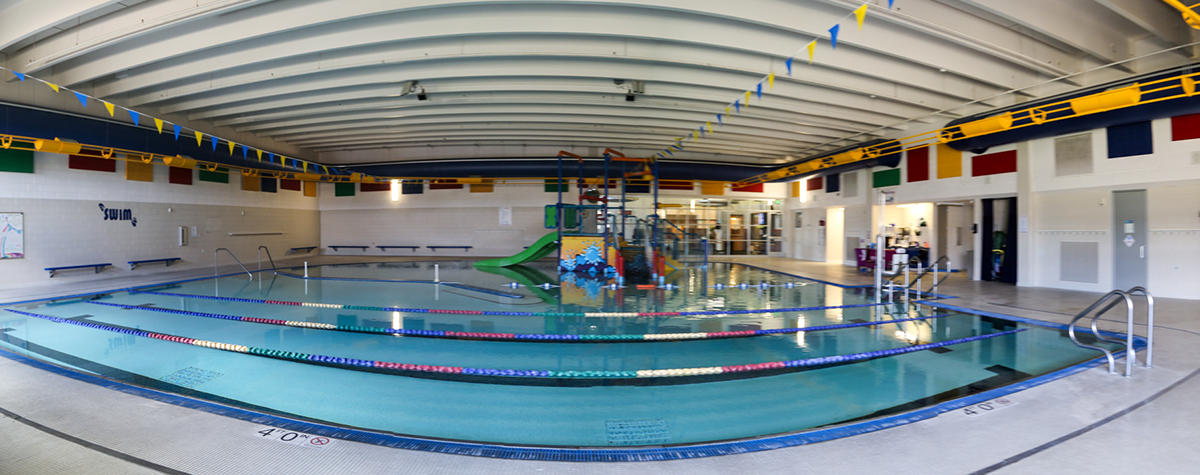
(1091, 286), (1155, 368)
(215, 248), (253, 281)
(257, 246), (279, 275)
(1068, 290), (1137, 376)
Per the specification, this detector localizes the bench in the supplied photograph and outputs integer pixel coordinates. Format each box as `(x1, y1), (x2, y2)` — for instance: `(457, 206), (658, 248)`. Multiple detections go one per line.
(427, 246), (473, 252)
(377, 246), (419, 252)
(329, 246), (369, 252)
(128, 258), (181, 270)
(46, 263), (112, 278)
(287, 246), (318, 255)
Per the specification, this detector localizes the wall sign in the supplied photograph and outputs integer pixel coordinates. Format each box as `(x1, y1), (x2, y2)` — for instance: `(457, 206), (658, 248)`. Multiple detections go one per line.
(99, 203), (137, 227)
(1, 212), (23, 259)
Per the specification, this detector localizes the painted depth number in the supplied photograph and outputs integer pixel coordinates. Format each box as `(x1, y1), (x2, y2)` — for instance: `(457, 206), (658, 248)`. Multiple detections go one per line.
(962, 397), (1016, 417)
(255, 427), (334, 448)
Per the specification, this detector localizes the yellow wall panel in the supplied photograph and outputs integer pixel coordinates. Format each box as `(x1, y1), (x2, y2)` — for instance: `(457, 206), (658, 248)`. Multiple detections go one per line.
(936, 144), (962, 179)
(242, 174), (261, 192)
(304, 181), (317, 197)
(470, 179), (494, 193)
(124, 160), (153, 182)
(701, 182), (725, 196)
(791, 181), (801, 198)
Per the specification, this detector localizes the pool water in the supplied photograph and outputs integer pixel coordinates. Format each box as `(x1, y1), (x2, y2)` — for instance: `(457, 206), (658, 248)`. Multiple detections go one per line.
(0, 262), (1117, 447)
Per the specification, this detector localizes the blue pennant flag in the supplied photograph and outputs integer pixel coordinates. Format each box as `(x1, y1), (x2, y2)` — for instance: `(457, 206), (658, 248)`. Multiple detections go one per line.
(829, 24), (840, 49)
(129, 110), (140, 126)
(241, 145), (248, 159)
(291, 159), (297, 170)
(74, 92), (88, 107)
(173, 125), (181, 141)
(13, 71), (24, 82)
(699, 127), (705, 136)
(665, 149), (674, 156)
(717, 114), (723, 125)
(756, 82), (762, 99)
(786, 58), (793, 76)
(888, 0), (894, 8)
(734, 100), (740, 113)
(268, 153), (275, 164)
(211, 136), (218, 151)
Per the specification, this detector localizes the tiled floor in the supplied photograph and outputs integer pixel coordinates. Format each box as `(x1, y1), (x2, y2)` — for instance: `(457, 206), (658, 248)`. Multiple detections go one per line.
(1, 257), (1197, 474)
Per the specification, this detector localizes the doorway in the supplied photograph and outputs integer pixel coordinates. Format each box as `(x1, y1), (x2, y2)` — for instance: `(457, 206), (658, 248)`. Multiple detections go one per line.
(981, 198), (1017, 283)
(825, 208), (845, 264)
(1112, 190), (1147, 289)
(935, 201), (974, 272)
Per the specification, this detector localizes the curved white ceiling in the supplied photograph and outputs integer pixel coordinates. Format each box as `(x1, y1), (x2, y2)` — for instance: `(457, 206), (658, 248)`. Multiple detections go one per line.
(0, 0), (1192, 166)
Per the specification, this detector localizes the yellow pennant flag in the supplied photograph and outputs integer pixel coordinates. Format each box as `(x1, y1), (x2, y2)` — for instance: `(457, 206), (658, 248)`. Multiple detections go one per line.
(744, 91), (751, 108)
(768, 72), (775, 89)
(303, 162), (308, 172)
(707, 122), (714, 133)
(725, 107), (731, 115)
(154, 118), (164, 134)
(854, 4), (868, 30)
(256, 150), (263, 162)
(228, 141), (236, 155)
(194, 131), (203, 147)
(807, 41), (816, 64)
(104, 102), (116, 117)
(47, 83), (60, 92)
(692, 131), (698, 142)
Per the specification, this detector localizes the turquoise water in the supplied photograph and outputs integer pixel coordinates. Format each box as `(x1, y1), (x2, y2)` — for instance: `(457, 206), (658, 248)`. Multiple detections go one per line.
(0, 262), (1114, 446)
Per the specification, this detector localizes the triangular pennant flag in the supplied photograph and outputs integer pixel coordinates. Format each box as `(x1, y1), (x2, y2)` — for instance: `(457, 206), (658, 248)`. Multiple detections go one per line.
(173, 125), (181, 140)
(768, 72), (775, 89)
(47, 83), (60, 93)
(228, 141), (236, 155)
(322, 166), (329, 175)
(807, 41), (816, 64)
(74, 92), (88, 107)
(303, 162), (308, 173)
(665, 149), (674, 156)
(756, 82), (763, 99)
(130, 110), (140, 126)
(707, 122), (714, 133)
(194, 131), (204, 147)
(786, 58), (793, 76)
(734, 100), (740, 113)
(256, 150), (263, 162)
(888, 0), (894, 8)
(269, 153), (275, 164)
(717, 114), (723, 125)
(103, 102), (115, 117)
(241, 144), (249, 159)
(12, 71), (24, 82)
(211, 135), (218, 151)
(829, 24), (840, 49)
(155, 118), (164, 134)
(854, 4), (868, 30)
(692, 131), (698, 142)
(699, 127), (705, 137)
(745, 91), (752, 106)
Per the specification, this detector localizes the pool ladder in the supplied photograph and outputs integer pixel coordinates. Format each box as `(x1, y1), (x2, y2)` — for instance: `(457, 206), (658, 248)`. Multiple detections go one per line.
(257, 245), (279, 276)
(214, 248), (253, 281)
(1067, 287), (1154, 377)
(881, 255), (952, 305)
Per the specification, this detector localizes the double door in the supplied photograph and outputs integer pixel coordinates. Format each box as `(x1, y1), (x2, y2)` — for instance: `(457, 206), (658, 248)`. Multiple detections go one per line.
(718, 211), (783, 256)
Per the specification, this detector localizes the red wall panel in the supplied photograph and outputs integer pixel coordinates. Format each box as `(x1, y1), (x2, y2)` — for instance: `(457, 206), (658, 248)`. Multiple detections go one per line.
(907, 147), (929, 182)
(971, 150), (1017, 177)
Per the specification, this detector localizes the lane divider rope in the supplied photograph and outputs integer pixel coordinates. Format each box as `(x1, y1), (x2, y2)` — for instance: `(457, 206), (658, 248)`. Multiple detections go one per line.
(5, 308), (1024, 380)
(84, 301), (951, 342)
(127, 289), (882, 317)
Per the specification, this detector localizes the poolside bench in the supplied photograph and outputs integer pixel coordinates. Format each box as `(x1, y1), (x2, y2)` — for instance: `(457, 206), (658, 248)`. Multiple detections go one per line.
(377, 246), (419, 252)
(287, 246), (318, 255)
(427, 246), (473, 252)
(46, 263), (112, 278)
(128, 257), (181, 270)
(329, 246), (369, 252)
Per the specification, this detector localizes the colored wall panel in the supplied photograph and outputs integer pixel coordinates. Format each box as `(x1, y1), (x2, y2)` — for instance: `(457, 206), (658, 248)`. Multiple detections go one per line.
(304, 181), (317, 197)
(971, 150), (1018, 177)
(907, 147), (929, 182)
(0, 147), (34, 173)
(402, 181), (424, 194)
(807, 176), (824, 191)
(936, 144), (962, 179)
(700, 182), (724, 196)
(1107, 121), (1153, 158)
(125, 160), (153, 182)
(625, 184), (651, 194)
(791, 181), (801, 198)
(335, 182), (356, 196)
(261, 177), (278, 193)
(68, 153), (116, 172)
(731, 183), (763, 193)
(1171, 112), (1200, 141)
(360, 182), (390, 192)
(168, 166), (192, 185)
(431, 179), (464, 190)
(660, 180), (693, 190)
(872, 168), (901, 188)
(241, 175), (261, 191)
(280, 179), (301, 191)
(825, 173), (840, 193)
(198, 167), (229, 183)
(544, 179), (567, 192)
(470, 179), (494, 193)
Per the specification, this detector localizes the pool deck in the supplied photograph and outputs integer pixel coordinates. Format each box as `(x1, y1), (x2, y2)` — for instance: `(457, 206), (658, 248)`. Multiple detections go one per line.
(2, 256), (1198, 474)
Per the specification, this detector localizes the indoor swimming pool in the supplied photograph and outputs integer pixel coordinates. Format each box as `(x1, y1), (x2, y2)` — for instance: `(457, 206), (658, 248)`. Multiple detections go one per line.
(0, 262), (1123, 454)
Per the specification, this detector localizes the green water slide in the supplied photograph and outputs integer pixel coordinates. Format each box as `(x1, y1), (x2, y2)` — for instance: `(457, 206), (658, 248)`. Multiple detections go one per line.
(473, 264), (559, 305)
(474, 232), (559, 267)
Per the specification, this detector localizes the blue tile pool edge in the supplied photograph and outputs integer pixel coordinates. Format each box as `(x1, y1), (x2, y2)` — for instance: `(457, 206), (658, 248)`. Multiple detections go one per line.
(0, 332), (1126, 463)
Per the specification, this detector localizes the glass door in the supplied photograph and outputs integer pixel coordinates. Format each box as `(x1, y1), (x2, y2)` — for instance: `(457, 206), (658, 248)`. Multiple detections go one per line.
(768, 212), (784, 256)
